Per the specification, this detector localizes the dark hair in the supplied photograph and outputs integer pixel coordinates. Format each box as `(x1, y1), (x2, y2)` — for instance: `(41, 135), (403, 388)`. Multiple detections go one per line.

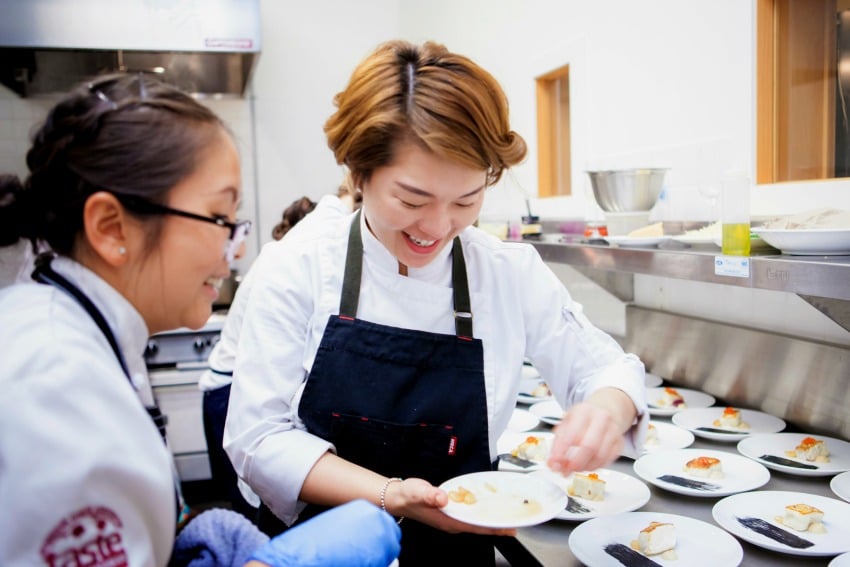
(0, 73), (227, 256)
(271, 196), (316, 240)
(324, 40), (527, 189)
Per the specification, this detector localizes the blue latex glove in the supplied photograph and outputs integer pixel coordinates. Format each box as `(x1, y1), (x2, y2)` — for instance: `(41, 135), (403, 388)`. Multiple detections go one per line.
(249, 499), (401, 567)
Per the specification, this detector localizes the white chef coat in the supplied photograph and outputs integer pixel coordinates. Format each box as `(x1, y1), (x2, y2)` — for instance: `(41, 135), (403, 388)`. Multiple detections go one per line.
(199, 194), (353, 392)
(225, 208), (648, 525)
(200, 195), (354, 509)
(0, 257), (175, 567)
(0, 239), (36, 288)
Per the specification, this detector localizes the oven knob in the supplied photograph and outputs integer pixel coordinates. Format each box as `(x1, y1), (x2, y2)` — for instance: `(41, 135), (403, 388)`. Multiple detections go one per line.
(144, 340), (159, 358)
(193, 337), (207, 352)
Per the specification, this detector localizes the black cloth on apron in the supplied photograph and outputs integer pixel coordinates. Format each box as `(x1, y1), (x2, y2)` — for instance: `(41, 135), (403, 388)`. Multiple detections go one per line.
(259, 212), (497, 565)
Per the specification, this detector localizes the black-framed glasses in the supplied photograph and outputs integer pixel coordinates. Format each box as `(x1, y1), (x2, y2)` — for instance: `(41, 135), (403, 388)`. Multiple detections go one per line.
(112, 193), (251, 263)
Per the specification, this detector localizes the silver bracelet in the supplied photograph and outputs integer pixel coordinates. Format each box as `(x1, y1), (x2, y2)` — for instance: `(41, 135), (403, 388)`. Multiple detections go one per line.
(379, 477), (404, 524)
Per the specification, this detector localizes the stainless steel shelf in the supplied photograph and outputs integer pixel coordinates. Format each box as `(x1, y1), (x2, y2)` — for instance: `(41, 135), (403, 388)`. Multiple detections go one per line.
(530, 240), (850, 301)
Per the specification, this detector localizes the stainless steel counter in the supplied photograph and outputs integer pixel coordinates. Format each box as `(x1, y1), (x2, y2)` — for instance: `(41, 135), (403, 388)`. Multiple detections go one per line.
(529, 239), (850, 301)
(514, 424), (841, 566)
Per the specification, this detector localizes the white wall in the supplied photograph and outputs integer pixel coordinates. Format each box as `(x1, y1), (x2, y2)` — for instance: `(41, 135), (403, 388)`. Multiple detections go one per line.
(246, 0), (400, 265)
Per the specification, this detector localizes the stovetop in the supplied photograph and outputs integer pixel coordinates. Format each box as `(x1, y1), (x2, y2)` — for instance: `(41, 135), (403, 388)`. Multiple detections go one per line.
(144, 312), (226, 369)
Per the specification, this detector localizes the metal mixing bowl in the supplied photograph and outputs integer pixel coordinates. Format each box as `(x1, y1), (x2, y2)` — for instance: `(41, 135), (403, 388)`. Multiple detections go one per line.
(587, 168), (667, 212)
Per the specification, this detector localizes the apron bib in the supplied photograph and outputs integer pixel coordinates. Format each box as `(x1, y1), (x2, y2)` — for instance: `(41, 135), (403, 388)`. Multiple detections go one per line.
(270, 212), (496, 565)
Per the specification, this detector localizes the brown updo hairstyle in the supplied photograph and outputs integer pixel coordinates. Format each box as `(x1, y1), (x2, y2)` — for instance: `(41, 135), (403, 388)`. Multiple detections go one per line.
(271, 196), (316, 241)
(323, 40), (527, 190)
(0, 73), (227, 257)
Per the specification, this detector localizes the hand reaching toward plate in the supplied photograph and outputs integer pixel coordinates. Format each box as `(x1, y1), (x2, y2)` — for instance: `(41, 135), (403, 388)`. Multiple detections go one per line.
(546, 397), (628, 474)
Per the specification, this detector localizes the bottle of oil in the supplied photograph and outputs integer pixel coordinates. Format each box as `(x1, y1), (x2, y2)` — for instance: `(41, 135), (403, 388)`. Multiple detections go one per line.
(720, 171), (751, 256)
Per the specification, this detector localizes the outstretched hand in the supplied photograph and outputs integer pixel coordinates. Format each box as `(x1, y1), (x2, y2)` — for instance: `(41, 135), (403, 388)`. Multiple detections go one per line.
(546, 400), (626, 474)
(385, 477), (517, 537)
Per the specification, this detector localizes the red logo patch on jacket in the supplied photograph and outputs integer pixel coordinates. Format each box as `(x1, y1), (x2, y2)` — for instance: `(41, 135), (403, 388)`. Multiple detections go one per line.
(40, 506), (128, 567)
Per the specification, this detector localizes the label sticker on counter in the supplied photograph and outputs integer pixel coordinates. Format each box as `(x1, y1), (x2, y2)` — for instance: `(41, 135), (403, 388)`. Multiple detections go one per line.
(714, 256), (750, 278)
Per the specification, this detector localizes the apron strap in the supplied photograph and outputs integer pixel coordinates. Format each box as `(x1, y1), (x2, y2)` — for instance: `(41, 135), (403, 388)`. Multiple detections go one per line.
(451, 237), (473, 338)
(339, 210), (363, 318)
(32, 253), (184, 519)
(338, 210), (474, 338)
(33, 253), (132, 378)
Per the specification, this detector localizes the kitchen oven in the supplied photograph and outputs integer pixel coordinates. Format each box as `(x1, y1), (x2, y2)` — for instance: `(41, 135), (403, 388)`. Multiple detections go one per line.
(144, 313), (226, 482)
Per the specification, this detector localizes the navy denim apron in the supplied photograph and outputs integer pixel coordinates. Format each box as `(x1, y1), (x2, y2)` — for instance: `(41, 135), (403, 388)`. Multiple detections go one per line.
(299, 212), (494, 565)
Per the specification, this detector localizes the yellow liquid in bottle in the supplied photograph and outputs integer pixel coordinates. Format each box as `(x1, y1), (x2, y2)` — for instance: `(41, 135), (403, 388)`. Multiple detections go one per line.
(722, 223), (751, 256)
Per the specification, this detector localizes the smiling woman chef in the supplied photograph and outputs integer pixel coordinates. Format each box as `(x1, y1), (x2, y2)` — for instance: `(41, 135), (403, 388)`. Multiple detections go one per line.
(0, 73), (400, 567)
(224, 39), (648, 566)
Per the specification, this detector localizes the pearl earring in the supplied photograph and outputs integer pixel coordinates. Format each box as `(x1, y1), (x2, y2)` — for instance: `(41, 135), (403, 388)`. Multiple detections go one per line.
(118, 246), (127, 255)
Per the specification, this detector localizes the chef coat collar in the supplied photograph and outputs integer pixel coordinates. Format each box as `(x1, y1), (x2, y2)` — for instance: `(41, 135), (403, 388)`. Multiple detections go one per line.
(50, 256), (150, 381)
(359, 207), (453, 281)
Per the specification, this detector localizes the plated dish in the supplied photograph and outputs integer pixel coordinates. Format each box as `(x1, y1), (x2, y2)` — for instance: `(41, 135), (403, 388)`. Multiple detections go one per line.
(633, 448), (770, 498)
(737, 433), (850, 477)
(496, 431), (554, 472)
(645, 372), (663, 388)
(528, 399), (564, 426)
(637, 420), (696, 455)
(438, 470), (566, 528)
(671, 407), (786, 442)
(751, 227), (850, 256)
(832, 471), (850, 503)
(645, 386), (716, 416)
(516, 378), (553, 405)
(604, 235), (671, 248)
(568, 511), (743, 566)
(712, 490), (850, 556)
(506, 408), (540, 432)
(532, 468), (650, 521)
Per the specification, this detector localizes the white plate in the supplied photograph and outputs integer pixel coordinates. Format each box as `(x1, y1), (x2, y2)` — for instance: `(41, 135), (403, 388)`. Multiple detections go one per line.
(528, 399), (564, 426)
(604, 235), (671, 247)
(520, 364), (540, 381)
(831, 552), (850, 566)
(646, 387), (716, 416)
(737, 433), (850, 477)
(832, 471), (850, 503)
(752, 227), (850, 256)
(516, 378), (553, 405)
(568, 511), (743, 566)
(438, 471), (566, 528)
(496, 431), (554, 472)
(531, 468), (650, 521)
(639, 420), (696, 455)
(633, 448), (770, 497)
(505, 408), (540, 432)
(645, 372), (663, 387)
(712, 490), (850, 556)
(671, 407), (786, 442)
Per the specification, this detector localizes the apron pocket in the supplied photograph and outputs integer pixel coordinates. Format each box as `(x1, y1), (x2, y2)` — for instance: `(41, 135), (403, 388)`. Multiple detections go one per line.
(328, 413), (459, 484)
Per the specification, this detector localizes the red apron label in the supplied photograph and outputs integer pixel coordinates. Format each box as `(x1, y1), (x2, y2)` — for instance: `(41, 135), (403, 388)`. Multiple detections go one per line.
(41, 506), (128, 567)
(448, 435), (458, 456)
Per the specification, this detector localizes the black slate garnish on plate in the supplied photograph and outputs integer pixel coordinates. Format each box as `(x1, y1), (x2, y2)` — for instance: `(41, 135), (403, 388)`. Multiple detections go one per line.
(736, 516), (815, 549)
(695, 426), (748, 435)
(497, 453), (537, 468)
(759, 454), (818, 470)
(657, 474), (720, 491)
(603, 543), (663, 566)
(565, 497), (591, 514)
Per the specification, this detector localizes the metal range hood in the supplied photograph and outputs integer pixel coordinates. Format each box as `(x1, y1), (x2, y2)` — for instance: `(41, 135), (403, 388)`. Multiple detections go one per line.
(0, 0), (261, 98)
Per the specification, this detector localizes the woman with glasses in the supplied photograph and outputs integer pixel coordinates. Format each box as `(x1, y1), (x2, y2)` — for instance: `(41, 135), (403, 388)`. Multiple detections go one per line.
(0, 74), (399, 567)
(225, 40), (648, 565)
